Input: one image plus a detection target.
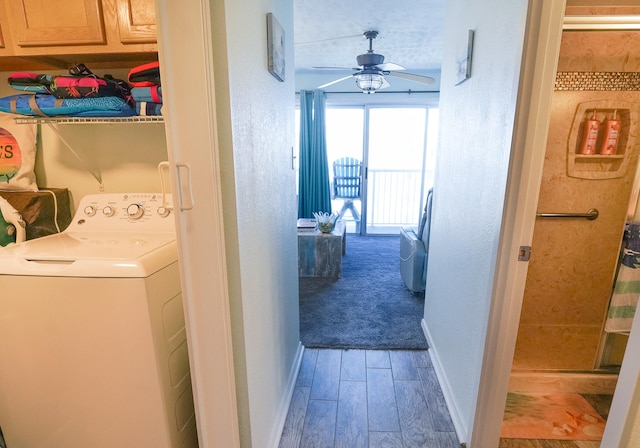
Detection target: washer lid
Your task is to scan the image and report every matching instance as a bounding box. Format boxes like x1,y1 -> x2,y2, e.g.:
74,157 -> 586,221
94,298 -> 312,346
0,232 -> 177,277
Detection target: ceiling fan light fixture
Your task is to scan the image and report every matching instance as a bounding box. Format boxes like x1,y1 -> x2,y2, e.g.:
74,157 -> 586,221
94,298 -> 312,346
355,73 -> 384,93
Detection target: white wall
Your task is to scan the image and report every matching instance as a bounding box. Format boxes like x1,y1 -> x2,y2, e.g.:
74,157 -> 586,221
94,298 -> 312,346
210,0 -> 300,446
423,0 -> 528,443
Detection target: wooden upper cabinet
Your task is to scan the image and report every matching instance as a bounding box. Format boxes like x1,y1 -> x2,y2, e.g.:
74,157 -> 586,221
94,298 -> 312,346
116,0 -> 156,44
0,0 -> 156,68
0,1 -> 15,56
7,0 -> 106,47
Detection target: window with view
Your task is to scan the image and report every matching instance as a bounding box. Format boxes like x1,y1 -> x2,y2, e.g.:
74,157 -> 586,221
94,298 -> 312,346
296,103 -> 438,235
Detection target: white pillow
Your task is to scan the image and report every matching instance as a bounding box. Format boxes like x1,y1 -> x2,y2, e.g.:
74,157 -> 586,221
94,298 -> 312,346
0,113 -> 38,191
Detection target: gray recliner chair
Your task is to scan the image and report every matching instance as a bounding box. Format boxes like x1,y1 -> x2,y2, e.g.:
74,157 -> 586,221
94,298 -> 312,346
399,188 -> 433,293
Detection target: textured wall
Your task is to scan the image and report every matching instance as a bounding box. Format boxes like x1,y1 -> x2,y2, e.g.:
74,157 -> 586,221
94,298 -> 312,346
423,0 -> 528,441
562,4 -> 640,74
214,0 -> 300,446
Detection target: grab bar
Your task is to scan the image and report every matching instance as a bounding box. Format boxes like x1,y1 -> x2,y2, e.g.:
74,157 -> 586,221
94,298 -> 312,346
536,208 -> 599,221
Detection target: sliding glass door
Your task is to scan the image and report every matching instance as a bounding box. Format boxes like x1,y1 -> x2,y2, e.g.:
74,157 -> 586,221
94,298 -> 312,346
324,105 -> 438,235
296,102 -> 438,235
366,107 -> 435,234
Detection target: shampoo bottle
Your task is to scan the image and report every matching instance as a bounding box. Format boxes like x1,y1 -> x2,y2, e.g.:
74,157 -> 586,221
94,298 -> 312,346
599,110 -> 621,155
579,110 -> 600,155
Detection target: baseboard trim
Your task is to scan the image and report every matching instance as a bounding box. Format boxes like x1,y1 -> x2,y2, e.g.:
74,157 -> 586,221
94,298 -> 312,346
268,342 -> 304,448
422,318 -> 468,445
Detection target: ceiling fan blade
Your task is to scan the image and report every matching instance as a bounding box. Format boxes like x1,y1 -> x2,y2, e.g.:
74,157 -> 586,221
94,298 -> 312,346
386,71 -> 435,85
317,75 -> 354,89
375,62 -> 405,71
380,76 -> 391,89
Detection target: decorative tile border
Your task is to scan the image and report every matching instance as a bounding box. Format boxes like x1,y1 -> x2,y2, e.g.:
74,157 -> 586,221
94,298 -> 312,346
555,72 -> 640,91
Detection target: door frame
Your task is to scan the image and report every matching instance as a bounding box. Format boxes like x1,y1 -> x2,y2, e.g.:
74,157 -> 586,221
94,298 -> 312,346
155,1 -> 241,447
473,1 -> 640,446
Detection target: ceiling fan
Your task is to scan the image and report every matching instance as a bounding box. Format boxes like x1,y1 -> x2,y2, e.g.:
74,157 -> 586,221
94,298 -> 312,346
315,31 -> 436,94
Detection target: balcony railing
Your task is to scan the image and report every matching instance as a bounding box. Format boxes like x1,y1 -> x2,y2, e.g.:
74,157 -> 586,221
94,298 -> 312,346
331,168 -> 427,234
367,169 -> 424,227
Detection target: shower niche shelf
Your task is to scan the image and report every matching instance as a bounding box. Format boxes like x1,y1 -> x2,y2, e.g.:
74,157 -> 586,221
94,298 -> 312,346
567,100 -> 637,180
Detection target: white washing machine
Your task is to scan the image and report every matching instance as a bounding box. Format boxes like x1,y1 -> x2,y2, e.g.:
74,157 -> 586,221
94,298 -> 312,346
0,193 -> 198,448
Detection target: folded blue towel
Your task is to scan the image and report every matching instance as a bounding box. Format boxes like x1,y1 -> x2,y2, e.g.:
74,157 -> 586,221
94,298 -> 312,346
0,94 -> 136,117
131,86 -> 162,103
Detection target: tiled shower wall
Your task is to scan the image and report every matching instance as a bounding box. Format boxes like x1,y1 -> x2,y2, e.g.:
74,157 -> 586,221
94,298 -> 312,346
512,6 -> 640,370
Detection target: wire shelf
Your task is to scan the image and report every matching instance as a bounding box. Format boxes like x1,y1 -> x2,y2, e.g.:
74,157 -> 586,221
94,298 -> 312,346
14,116 -> 164,125
11,114 -> 165,186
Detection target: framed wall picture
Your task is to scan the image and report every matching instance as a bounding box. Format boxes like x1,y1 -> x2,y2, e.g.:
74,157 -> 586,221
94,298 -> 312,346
455,29 -> 474,85
267,13 -> 285,82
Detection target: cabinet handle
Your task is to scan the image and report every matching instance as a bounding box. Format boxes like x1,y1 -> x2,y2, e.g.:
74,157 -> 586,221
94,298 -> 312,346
176,163 -> 195,211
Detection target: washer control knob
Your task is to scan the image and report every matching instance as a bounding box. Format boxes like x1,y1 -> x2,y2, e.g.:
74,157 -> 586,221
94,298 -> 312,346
84,205 -> 97,217
102,205 -> 116,217
126,203 -> 145,220
157,206 -> 171,218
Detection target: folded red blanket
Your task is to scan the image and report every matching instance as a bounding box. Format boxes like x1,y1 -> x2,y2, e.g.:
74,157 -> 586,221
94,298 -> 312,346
128,61 -> 161,87
8,64 -> 131,101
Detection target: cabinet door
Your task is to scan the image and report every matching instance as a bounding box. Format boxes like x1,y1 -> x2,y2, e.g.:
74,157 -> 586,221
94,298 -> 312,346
7,0 -> 105,47
0,2 -> 13,55
116,0 -> 156,44
0,24 -> 5,50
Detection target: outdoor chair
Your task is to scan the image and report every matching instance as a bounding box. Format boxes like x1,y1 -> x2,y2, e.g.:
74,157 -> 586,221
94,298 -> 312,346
332,157 -> 362,232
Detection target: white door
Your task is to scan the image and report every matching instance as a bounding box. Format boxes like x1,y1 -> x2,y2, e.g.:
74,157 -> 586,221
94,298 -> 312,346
155,1 -> 240,447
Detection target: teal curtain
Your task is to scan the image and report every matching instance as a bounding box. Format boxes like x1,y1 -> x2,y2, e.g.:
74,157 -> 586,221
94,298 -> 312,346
298,89 -> 331,218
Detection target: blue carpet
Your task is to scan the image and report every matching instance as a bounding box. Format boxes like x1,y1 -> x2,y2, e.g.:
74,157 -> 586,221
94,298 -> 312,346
299,234 -> 428,350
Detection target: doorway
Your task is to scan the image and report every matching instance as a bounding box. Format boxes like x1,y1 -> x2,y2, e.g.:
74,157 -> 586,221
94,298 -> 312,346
297,102 -> 438,350
500,7 -> 640,445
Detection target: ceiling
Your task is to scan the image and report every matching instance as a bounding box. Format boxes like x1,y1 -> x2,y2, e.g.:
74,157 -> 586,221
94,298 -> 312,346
293,0 -> 445,92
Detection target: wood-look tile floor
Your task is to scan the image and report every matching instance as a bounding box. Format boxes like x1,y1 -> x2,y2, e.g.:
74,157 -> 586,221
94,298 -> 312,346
278,348 -> 460,448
